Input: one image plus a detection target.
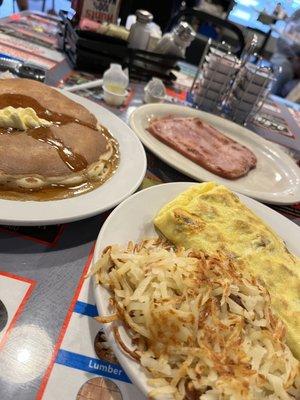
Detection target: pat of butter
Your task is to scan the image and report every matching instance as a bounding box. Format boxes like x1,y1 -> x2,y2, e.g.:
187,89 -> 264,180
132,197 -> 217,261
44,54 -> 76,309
0,106 -> 53,130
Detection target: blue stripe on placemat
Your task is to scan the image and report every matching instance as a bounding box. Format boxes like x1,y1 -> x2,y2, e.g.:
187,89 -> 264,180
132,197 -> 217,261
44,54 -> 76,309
56,349 -> 131,384
73,301 -> 98,317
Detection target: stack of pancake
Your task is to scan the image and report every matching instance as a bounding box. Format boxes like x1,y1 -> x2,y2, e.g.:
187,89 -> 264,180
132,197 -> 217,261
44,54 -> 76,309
0,79 -> 118,197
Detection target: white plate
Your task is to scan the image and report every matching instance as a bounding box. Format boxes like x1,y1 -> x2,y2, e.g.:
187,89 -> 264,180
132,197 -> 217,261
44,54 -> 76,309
93,182 -> 300,397
129,103 -> 300,205
0,91 -> 146,225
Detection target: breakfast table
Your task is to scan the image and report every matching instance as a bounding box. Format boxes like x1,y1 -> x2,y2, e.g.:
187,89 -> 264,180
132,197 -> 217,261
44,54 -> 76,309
0,11 -> 299,400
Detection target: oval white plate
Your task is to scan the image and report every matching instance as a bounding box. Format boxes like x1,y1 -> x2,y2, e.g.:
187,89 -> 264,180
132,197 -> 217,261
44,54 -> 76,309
130,103 -> 300,205
0,91 -> 146,225
93,182 -> 300,397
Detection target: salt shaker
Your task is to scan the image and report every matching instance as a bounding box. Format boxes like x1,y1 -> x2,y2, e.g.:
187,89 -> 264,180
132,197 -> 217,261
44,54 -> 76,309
128,9 -> 153,50
155,21 -> 196,57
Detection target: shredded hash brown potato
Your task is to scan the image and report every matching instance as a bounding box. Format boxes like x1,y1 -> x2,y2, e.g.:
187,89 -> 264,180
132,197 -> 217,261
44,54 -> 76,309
94,239 -> 300,400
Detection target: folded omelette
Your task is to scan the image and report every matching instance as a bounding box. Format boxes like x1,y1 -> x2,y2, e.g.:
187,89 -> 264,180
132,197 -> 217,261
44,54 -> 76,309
154,182 -> 300,360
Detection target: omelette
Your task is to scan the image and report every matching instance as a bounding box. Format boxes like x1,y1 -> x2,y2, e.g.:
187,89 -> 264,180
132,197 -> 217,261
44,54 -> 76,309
154,182 -> 300,360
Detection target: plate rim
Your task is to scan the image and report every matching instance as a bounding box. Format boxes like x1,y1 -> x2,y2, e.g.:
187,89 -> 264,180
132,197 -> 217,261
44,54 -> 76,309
92,181 -> 300,397
0,91 -> 147,226
129,103 -> 300,205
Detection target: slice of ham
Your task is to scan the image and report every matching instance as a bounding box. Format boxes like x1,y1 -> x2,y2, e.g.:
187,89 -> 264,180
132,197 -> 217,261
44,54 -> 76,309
147,116 -> 257,179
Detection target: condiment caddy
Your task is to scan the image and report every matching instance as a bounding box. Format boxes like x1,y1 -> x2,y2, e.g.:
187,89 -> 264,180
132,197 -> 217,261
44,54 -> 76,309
191,40 -> 240,113
58,10 -> 183,82
190,36 -> 276,125
227,62 -> 274,124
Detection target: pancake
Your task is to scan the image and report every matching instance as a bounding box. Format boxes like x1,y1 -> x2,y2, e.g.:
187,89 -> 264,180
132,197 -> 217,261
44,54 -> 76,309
154,182 -> 300,360
0,79 -> 119,199
0,78 -> 96,125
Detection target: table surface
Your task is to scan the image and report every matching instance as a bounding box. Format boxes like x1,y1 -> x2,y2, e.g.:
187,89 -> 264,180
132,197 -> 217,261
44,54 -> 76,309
0,12 -> 299,400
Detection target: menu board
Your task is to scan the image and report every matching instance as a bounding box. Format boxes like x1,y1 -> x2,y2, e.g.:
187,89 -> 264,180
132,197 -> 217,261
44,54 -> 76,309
39,251 -> 145,400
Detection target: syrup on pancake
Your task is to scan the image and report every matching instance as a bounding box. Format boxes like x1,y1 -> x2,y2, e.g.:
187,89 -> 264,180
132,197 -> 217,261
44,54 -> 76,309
0,91 -> 119,201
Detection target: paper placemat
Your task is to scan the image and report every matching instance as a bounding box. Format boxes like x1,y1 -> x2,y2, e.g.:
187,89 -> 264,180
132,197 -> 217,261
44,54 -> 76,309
0,271 -> 36,348
39,249 -> 145,400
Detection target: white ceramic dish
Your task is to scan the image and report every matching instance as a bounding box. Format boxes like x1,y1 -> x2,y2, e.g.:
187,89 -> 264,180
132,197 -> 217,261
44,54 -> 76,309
130,103 -> 300,204
0,90 -> 146,225
93,182 -> 300,398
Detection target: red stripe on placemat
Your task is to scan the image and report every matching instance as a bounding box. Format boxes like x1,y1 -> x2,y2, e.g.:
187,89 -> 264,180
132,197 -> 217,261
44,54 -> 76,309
0,270 -> 35,285
0,225 -> 66,247
0,272 -> 36,350
48,225 -> 66,248
36,244 -> 95,400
